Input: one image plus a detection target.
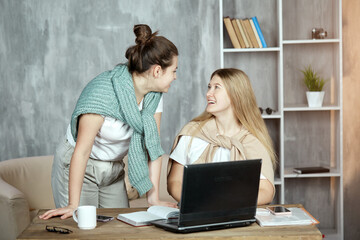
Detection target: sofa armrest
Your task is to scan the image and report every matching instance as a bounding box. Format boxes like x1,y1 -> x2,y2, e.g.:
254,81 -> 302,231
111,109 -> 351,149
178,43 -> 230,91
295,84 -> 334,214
0,178 -> 31,240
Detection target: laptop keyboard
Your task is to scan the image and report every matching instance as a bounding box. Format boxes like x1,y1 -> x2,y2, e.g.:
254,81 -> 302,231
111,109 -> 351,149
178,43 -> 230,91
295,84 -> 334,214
166,218 -> 179,226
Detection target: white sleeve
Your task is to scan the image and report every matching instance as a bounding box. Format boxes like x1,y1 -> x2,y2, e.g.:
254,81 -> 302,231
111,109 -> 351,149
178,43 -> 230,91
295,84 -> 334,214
155,95 -> 163,113
170,136 -> 209,165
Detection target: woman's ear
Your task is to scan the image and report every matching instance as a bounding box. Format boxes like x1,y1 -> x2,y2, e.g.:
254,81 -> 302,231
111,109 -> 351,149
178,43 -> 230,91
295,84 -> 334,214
152,65 -> 162,78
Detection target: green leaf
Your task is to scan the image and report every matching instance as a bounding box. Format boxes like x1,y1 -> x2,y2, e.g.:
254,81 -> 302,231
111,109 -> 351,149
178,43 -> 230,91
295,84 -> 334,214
300,65 -> 328,91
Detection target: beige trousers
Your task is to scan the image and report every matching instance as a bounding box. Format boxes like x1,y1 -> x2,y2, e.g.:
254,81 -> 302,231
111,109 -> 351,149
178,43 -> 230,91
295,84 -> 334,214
51,137 -> 129,208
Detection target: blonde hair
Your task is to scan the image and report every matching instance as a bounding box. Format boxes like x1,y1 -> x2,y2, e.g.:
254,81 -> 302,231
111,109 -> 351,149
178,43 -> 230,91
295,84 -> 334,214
192,68 -> 277,167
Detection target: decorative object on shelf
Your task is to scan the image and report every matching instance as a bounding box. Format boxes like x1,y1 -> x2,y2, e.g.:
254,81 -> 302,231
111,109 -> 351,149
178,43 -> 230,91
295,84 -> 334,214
252,16 -> 267,48
223,17 -> 241,48
232,18 -> 246,48
243,18 -> 259,48
311,28 -> 327,39
301,65 -> 328,107
223,16 -> 267,49
236,19 -> 250,48
293,167 -> 330,174
259,107 -> 277,115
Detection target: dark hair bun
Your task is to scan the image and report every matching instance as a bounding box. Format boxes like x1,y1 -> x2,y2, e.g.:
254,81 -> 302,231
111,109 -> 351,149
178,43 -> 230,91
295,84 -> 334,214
125,24 -> 178,74
134,24 -> 153,45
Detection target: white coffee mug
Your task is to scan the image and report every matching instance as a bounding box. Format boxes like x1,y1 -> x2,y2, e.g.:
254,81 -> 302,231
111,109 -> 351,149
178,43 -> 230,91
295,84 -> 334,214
72,205 -> 97,230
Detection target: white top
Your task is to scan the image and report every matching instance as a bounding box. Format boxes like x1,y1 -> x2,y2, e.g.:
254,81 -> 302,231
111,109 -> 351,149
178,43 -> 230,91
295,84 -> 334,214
170,135 -> 266,180
66,96 -> 163,161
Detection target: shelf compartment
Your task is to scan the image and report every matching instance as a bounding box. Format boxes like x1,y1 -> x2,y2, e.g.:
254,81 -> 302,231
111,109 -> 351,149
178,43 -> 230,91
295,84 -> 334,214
223,47 -> 280,52
271,184 -> 282,205
284,167 -> 341,178
283,43 -> 341,107
224,52 -> 279,108
284,111 -> 341,170
282,0 -> 340,40
222,0 -> 279,48
262,113 -> 281,119
285,177 -> 341,236
321,229 -> 342,240
264,119 -> 280,179
283,39 -> 340,45
274,178 -> 282,185
284,104 -> 341,111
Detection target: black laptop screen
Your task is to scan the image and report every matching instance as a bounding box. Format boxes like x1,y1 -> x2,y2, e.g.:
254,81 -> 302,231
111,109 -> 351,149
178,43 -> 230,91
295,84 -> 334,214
179,159 -> 261,226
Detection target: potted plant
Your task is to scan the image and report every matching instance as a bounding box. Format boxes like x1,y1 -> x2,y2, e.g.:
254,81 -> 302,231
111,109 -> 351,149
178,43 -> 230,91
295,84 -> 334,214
301,65 -> 328,107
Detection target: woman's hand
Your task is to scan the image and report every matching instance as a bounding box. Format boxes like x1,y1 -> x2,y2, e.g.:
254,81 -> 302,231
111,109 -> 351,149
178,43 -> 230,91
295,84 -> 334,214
38,205 -> 77,220
146,193 -> 178,208
154,200 -> 178,208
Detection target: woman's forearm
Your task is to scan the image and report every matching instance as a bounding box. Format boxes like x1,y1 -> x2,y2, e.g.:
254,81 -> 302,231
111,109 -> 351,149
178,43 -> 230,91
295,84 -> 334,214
166,160 -> 184,203
146,156 -> 163,204
68,114 -> 104,207
257,179 -> 274,205
68,153 -> 89,207
167,181 -> 182,202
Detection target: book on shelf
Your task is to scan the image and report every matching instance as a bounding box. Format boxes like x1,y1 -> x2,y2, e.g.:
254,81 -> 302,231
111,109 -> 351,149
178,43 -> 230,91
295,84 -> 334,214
240,19 -> 253,48
117,206 -> 179,227
231,18 -> 245,48
293,166 -> 330,174
243,18 -> 259,48
251,16 -> 267,48
249,18 -> 263,48
255,207 -> 319,227
236,19 -> 250,48
223,17 -> 241,48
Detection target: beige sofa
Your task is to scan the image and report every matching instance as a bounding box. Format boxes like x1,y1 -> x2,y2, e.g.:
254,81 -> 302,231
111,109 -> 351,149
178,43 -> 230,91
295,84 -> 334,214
0,154 -> 174,240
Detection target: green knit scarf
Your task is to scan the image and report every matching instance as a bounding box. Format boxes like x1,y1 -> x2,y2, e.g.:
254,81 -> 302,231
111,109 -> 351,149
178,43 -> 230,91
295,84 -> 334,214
70,63 -> 164,196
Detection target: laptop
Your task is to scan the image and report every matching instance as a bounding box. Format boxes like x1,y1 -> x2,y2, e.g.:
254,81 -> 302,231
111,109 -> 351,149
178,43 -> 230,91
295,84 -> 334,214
152,159 -> 262,233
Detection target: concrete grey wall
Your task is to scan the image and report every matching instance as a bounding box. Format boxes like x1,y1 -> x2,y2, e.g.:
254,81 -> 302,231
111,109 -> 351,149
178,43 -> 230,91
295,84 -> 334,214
0,0 -> 219,160
2,1 -> 359,238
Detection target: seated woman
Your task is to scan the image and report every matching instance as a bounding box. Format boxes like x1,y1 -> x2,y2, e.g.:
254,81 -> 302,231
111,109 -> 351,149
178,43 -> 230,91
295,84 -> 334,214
167,68 -> 276,205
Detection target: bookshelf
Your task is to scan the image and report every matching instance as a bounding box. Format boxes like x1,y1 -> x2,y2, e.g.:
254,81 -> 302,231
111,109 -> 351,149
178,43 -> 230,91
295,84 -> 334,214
219,0 -> 343,239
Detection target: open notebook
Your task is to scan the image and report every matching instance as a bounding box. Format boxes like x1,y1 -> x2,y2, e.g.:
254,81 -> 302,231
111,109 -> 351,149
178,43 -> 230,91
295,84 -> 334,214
117,206 -> 179,226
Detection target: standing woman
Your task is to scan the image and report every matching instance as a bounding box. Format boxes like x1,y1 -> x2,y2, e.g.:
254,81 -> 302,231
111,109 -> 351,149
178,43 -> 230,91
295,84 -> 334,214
167,68 -> 276,205
40,24 -> 178,220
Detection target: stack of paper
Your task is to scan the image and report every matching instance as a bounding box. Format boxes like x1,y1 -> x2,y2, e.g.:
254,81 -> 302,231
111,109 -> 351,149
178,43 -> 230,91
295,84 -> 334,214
255,207 -> 319,227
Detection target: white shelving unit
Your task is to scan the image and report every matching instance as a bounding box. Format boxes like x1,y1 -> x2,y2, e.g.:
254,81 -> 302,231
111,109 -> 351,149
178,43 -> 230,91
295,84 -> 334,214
219,0 -> 343,239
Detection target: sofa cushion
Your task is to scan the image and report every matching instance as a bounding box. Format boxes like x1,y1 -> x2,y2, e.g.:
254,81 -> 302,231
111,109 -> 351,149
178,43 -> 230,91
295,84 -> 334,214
0,155 -> 55,210
0,178 -> 31,240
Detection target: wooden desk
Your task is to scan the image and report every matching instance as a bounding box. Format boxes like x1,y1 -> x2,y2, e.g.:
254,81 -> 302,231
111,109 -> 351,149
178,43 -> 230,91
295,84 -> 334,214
17,207 -> 322,240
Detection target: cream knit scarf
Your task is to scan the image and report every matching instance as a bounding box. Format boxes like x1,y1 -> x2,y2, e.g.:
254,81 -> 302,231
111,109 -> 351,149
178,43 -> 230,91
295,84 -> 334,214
171,118 -> 248,163
170,117 -> 275,188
